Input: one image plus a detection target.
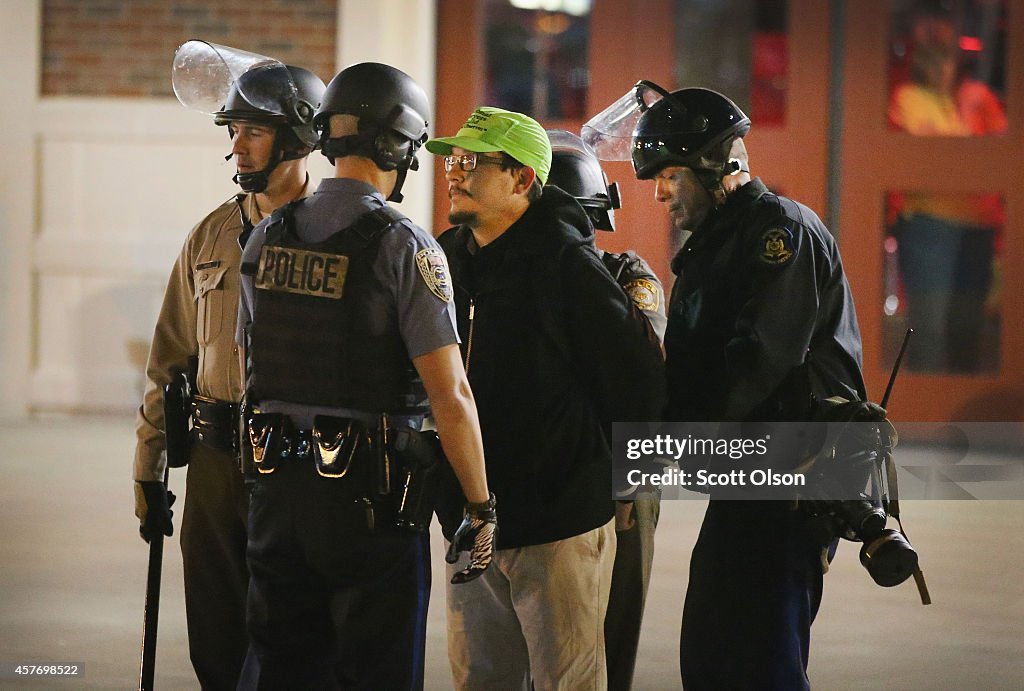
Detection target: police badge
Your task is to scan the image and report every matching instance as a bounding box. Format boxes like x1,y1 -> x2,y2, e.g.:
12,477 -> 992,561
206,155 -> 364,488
415,248 -> 453,303
623,278 -> 661,312
759,227 -> 795,265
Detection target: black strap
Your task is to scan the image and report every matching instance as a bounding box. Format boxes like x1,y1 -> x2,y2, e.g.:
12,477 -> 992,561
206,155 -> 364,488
264,199 -> 302,244
234,194 -> 256,250
347,206 -> 407,244
266,202 -> 405,247
604,252 -> 630,283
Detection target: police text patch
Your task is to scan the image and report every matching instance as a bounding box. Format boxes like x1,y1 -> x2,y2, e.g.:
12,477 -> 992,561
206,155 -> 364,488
254,246 -> 348,299
624,278 -> 661,312
759,227 -> 795,265
415,248 -> 453,303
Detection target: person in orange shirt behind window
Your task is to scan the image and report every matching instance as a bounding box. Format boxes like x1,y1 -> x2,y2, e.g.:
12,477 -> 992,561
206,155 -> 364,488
889,33 -> 1000,372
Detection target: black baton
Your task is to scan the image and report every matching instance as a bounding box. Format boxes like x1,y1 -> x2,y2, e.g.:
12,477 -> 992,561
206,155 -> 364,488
139,470 -> 167,691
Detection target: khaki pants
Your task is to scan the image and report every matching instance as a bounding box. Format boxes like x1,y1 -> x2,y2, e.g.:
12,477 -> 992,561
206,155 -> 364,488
446,519 -> 616,691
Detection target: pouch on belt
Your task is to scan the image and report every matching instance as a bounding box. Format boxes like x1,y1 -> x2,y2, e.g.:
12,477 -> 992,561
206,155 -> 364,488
247,412 -> 285,474
312,415 -> 369,479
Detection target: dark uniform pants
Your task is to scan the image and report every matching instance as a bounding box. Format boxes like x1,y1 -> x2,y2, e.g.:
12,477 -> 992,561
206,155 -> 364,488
680,500 -> 826,691
180,442 -> 250,691
238,458 -> 430,691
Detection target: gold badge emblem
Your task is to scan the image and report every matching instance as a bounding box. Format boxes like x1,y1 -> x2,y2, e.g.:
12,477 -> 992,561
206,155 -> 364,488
415,248 -> 453,303
624,278 -> 661,312
760,228 -> 794,265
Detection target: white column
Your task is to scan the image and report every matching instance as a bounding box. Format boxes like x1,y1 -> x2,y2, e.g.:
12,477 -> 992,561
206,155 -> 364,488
336,0 -> 438,232
0,0 -> 40,420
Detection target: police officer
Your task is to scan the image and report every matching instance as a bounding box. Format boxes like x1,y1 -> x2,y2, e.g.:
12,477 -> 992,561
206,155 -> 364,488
546,130 -> 665,691
133,41 -> 324,690
585,84 -> 866,690
234,62 -> 495,690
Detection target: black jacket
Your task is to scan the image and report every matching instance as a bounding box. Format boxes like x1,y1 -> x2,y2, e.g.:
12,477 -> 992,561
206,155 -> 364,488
437,187 -> 665,549
665,178 -> 865,423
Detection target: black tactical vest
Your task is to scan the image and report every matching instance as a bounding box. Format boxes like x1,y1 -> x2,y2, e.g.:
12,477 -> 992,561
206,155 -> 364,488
245,202 -> 428,414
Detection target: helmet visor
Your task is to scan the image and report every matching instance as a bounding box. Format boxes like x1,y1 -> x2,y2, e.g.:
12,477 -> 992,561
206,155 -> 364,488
581,80 -> 669,161
171,40 -> 279,115
547,128 -> 590,153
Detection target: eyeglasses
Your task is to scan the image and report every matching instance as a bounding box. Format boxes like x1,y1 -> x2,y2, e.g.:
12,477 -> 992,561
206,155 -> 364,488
443,153 -> 505,173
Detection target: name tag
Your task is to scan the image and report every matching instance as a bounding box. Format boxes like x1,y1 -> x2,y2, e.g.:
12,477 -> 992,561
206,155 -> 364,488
254,246 -> 348,299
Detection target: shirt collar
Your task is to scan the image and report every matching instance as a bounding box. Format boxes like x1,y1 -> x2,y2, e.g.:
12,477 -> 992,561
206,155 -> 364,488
670,178 -> 770,275
314,177 -> 387,203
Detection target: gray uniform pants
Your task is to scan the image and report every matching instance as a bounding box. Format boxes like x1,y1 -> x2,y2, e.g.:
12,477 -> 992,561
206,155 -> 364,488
605,498 -> 659,691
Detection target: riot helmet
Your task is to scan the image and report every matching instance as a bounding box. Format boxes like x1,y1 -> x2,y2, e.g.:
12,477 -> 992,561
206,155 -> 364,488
313,62 -> 431,202
583,81 -> 750,193
546,130 -> 621,231
214,65 -> 326,148
172,40 -> 326,193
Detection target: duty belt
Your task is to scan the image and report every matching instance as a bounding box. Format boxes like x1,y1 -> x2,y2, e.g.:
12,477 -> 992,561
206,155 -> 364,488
263,426 -> 315,460
245,411 -> 444,533
191,394 -> 240,452
247,413 -> 369,476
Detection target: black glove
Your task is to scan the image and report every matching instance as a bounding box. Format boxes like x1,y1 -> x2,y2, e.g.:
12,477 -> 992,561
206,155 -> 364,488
445,493 -> 497,584
812,398 -> 898,459
137,481 -> 176,543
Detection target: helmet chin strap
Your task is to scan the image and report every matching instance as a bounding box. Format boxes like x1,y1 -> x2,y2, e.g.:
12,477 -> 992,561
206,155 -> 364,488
233,168 -> 271,194
387,145 -> 421,204
701,158 -> 749,207
228,128 -> 291,194
232,150 -> 285,194
388,165 -> 409,203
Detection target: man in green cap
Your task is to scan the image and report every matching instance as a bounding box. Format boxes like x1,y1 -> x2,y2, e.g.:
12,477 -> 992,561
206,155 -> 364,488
428,107 -> 665,690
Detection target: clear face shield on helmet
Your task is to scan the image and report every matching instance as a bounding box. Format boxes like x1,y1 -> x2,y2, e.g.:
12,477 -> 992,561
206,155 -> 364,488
172,40 -> 308,193
580,80 -> 674,161
584,79 -> 750,199
172,40 -> 280,115
173,39 -> 317,133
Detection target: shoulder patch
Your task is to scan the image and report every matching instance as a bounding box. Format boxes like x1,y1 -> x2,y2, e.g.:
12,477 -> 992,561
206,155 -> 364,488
415,248 -> 453,303
623,278 -> 661,312
759,227 -> 795,266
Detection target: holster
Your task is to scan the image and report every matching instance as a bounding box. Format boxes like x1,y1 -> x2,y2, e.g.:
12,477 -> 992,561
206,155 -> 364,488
390,428 -> 445,532
312,416 -> 447,533
163,369 -> 193,468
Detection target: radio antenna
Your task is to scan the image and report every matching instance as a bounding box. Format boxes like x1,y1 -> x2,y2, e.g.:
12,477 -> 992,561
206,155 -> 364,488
881,329 -> 913,409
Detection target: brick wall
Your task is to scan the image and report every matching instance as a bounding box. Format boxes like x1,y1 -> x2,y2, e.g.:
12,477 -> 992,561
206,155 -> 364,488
42,0 -> 337,97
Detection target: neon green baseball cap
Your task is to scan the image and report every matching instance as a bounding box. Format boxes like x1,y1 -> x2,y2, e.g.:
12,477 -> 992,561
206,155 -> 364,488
426,106 -> 552,185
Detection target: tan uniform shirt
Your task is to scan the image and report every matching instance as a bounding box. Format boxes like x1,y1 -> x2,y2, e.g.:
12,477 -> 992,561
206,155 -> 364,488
133,183 -> 312,482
